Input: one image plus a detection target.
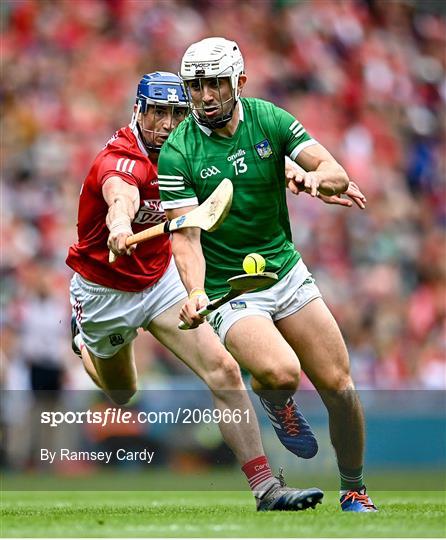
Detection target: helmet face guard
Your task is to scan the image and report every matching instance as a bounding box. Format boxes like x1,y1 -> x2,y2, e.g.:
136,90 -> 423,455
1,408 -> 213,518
183,73 -> 238,130
132,72 -> 188,152
180,38 -> 244,129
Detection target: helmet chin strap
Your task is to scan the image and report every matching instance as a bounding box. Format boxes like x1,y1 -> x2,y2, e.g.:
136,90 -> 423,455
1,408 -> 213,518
136,121 -> 160,153
195,108 -> 233,129
194,92 -> 238,130
132,101 -> 161,153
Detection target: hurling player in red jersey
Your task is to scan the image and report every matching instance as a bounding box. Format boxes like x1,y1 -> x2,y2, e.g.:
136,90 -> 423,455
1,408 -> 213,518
66,72 -> 324,511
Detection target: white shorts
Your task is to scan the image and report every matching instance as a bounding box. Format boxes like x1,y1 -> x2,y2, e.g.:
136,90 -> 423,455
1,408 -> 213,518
207,259 -> 322,344
70,258 -> 187,358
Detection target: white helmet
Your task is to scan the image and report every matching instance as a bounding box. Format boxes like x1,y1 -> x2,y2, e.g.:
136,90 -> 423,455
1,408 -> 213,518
180,37 -> 245,128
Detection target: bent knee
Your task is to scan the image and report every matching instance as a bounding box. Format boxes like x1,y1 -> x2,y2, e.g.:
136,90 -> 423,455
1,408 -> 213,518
255,363 -> 300,391
203,354 -> 243,390
320,374 -> 359,408
324,373 -> 355,393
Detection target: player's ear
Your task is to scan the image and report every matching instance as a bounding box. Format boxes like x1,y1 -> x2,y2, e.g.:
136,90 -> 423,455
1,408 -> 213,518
238,74 -> 247,90
237,74 -> 247,98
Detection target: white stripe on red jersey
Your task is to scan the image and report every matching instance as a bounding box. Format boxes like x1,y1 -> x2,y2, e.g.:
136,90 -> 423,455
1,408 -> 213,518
66,126 -> 171,292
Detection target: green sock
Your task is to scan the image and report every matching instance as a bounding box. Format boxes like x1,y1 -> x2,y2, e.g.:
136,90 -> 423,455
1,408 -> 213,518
339,465 -> 364,491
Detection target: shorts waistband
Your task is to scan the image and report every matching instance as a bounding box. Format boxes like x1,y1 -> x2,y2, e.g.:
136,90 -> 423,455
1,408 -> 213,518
73,273 -> 127,296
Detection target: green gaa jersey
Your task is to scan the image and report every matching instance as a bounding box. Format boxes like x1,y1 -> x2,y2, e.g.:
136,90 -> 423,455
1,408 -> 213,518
158,97 -> 317,300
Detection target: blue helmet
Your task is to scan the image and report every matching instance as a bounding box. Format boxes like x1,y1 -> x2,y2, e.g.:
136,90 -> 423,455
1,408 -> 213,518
132,72 -> 188,152
135,71 -> 188,113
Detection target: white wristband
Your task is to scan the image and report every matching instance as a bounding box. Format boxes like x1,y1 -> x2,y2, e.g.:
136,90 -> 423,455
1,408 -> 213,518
108,215 -> 132,236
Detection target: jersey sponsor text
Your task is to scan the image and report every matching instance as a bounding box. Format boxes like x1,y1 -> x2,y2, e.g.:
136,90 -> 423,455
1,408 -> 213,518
133,199 -> 165,225
227,149 -> 246,162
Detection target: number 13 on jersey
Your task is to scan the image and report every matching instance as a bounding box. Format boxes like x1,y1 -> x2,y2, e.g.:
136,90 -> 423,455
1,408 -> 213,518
232,157 -> 248,175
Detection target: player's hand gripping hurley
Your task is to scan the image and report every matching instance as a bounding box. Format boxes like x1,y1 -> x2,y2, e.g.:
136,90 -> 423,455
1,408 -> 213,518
179,272 -> 278,330
109,178 -> 234,263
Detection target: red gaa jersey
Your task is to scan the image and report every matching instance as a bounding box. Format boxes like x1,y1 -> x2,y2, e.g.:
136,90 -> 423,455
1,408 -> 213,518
66,125 -> 171,291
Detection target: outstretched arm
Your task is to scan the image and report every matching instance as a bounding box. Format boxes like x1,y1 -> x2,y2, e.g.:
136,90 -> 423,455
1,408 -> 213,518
103,176 -> 140,257
285,156 -> 366,209
289,143 -> 349,197
165,206 -> 209,329
317,181 -> 366,209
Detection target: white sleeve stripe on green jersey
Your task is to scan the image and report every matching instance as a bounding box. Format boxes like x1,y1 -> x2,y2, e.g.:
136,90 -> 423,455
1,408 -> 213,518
159,185 -> 185,191
159,180 -> 184,186
289,119 -> 302,132
158,174 -> 185,191
161,197 -> 198,210
289,122 -> 305,138
292,126 -> 305,138
289,139 -> 318,161
158,174 -> 184,180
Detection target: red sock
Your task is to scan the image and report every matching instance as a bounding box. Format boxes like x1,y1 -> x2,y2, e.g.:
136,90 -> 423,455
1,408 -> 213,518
242,456 -> 275,493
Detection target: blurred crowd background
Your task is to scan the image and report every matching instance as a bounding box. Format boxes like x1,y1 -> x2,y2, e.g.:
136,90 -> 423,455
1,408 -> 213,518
1,0 -> 445,406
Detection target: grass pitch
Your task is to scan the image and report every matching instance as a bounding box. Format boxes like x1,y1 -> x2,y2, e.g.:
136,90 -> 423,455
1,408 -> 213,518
1,489 -> 445,538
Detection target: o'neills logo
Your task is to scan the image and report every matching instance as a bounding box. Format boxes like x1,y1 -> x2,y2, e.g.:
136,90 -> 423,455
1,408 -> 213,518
227,149 -> 246,162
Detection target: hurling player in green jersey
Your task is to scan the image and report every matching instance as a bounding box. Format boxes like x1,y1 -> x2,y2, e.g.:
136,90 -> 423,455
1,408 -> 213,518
158,38 -> 376,512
